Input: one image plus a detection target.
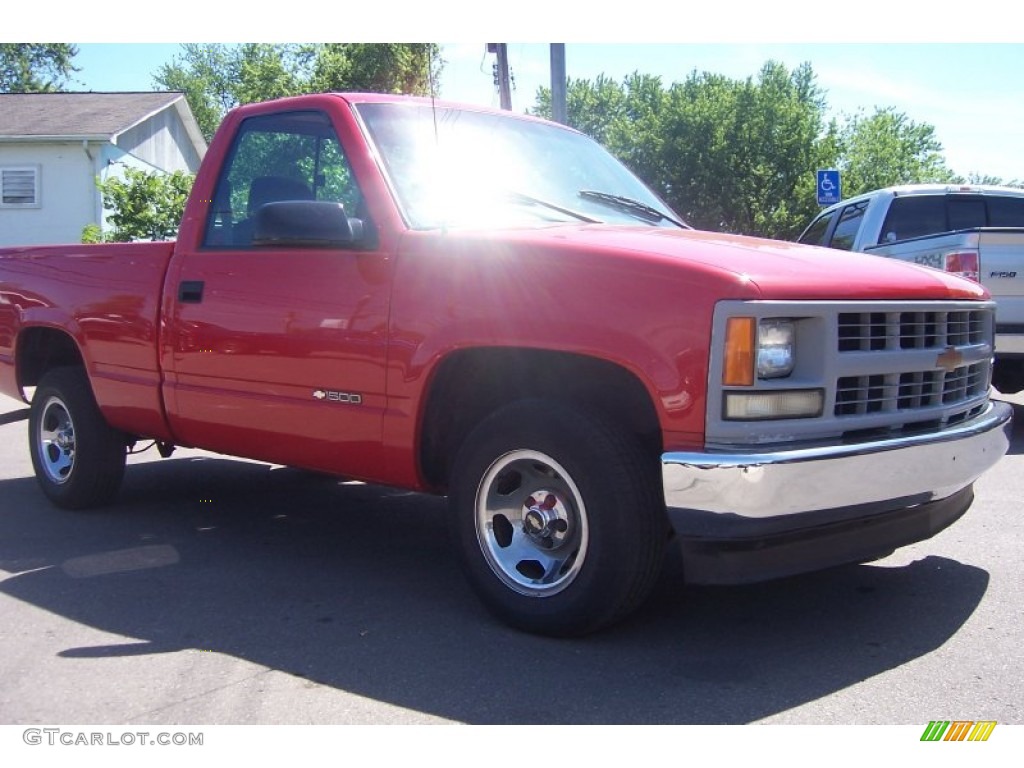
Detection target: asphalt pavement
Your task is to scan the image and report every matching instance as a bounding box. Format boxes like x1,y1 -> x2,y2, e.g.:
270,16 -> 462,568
1,390 -> 1022,725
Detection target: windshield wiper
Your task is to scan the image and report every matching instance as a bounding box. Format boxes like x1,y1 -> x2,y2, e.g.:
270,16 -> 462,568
501,190 -> 602,224
578,190 -> 689,229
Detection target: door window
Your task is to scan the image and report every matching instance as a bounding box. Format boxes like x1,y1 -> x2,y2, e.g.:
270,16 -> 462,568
798,210 -> 835,246
829,201 -> 868,251
204,111 -> 363,247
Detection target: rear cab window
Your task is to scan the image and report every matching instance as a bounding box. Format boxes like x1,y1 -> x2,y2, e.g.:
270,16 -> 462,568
947,195 -> 986,230
878,196 -> 946,243
987,195 -> 1024,226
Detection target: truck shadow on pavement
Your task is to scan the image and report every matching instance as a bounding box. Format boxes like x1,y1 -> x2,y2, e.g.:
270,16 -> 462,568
0,450 -> 995,725
0,407 -> 29,426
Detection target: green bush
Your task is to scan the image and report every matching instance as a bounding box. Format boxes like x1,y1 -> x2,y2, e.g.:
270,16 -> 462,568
94,167 -> 195,242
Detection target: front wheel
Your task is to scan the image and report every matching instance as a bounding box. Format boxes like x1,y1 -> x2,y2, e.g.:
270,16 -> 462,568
449,400 -> 667,636
992,359 -> 1024,395
29,367 -> 127,509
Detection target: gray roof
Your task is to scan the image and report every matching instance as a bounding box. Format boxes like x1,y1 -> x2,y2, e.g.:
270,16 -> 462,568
0,91 -> 187,138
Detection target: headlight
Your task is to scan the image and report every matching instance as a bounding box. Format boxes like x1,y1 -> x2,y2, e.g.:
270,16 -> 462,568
757,319 -> 795,378
723,317 -> 796,385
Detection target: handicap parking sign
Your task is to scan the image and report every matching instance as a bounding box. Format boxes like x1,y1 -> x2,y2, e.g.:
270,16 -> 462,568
817,170 -> 841,206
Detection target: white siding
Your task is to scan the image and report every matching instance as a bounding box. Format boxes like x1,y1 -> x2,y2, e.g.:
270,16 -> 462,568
116,108 -> 202,173
0,143 -> 98,247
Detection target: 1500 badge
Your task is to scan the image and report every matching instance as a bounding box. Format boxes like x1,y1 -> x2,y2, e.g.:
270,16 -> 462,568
312,389 -> 362,404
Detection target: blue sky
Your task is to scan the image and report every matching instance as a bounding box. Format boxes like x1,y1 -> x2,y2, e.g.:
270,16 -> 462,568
11,3 -> 1024,182
444,43 -> 1024,182
68,41 -> 1024,182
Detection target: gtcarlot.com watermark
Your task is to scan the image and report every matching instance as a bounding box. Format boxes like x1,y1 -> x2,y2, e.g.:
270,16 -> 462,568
23,728 -> 203,747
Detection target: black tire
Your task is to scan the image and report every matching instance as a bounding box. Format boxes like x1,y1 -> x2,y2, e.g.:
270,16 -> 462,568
449,399 -> 667,636
29,367 -> 127,510
992,359 -> 1024,395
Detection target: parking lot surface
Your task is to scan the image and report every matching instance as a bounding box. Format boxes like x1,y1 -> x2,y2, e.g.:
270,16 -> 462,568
1,391 -> 1022,725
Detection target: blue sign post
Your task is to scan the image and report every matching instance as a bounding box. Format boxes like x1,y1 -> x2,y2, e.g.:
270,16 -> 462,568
817,169 -> 841,206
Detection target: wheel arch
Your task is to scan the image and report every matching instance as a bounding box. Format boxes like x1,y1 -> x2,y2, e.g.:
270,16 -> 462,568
16,326 -> 87,392
418,346 -> 663,491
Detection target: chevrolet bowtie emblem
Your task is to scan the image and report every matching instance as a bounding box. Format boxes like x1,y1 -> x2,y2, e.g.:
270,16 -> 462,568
935,346 -> 963,373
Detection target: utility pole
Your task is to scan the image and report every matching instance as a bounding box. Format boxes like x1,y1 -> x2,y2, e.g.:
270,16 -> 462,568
550,44 -> 567,125
487,43 -> 513,111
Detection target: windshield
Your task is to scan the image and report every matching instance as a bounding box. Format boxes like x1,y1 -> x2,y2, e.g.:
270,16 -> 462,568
354,102 -> 683,230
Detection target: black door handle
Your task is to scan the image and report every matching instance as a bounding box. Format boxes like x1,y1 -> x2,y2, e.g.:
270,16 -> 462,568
178,280 -> 205,303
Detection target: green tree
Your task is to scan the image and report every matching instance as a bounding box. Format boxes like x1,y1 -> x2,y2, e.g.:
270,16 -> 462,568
232,44 -> 316,106
154,43 -> 442,142
956,172 -> 1023,188
87,168 -> 195,242
531,60 -> 999,238
534,61 -> 830,238
534,73 -> 629,145
153,44 -> 241,143
0,44 -> 78,92
657,62 -> 830,236
310,43 -> 440,95
962,173 -> 1008,186
836,107 -> 956,196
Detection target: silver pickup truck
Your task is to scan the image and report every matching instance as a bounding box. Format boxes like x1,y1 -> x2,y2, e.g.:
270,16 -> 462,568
798,184 -> 1024,392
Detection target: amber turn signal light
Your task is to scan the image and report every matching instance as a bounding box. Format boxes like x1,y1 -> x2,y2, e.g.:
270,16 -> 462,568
723,317 -> 755,386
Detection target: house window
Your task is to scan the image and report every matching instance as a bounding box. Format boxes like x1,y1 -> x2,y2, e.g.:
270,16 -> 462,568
1,166 -> 41,207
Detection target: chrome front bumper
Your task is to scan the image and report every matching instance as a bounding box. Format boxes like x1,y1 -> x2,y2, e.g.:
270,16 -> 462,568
661,400 -> 1012,585
663,400 -> 1012,519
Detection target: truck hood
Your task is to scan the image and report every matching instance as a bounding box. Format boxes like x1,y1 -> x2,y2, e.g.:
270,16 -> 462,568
471,224 -> 989,301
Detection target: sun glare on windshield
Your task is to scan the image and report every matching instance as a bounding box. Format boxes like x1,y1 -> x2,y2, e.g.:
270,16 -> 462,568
356,102 -> 678,230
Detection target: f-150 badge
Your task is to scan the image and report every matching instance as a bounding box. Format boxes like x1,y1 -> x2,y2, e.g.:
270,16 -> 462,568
312,389 -> 362,404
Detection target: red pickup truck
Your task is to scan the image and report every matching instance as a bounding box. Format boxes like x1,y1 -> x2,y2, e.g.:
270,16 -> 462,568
0,93 -> 1012,635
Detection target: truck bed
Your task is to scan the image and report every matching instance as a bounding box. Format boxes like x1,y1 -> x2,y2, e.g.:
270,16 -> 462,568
0,242 -> 176,438
865,227 -> 1024,354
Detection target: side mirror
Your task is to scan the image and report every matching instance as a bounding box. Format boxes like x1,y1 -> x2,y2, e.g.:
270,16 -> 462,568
252,201 -> 366,248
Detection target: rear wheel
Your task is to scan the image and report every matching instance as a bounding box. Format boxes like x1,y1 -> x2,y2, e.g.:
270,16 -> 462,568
29,367 -> 127,509
450,400 -> 667,636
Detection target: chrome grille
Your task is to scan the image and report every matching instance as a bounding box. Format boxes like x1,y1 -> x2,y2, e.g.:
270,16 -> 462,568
838,310 -> 987,352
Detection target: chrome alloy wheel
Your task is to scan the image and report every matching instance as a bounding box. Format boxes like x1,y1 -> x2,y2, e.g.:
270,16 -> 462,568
37,395 -> 77,485
474,450 -> 589,597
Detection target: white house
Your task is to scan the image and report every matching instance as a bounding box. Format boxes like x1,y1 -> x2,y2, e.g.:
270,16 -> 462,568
0,92 -> 207,246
